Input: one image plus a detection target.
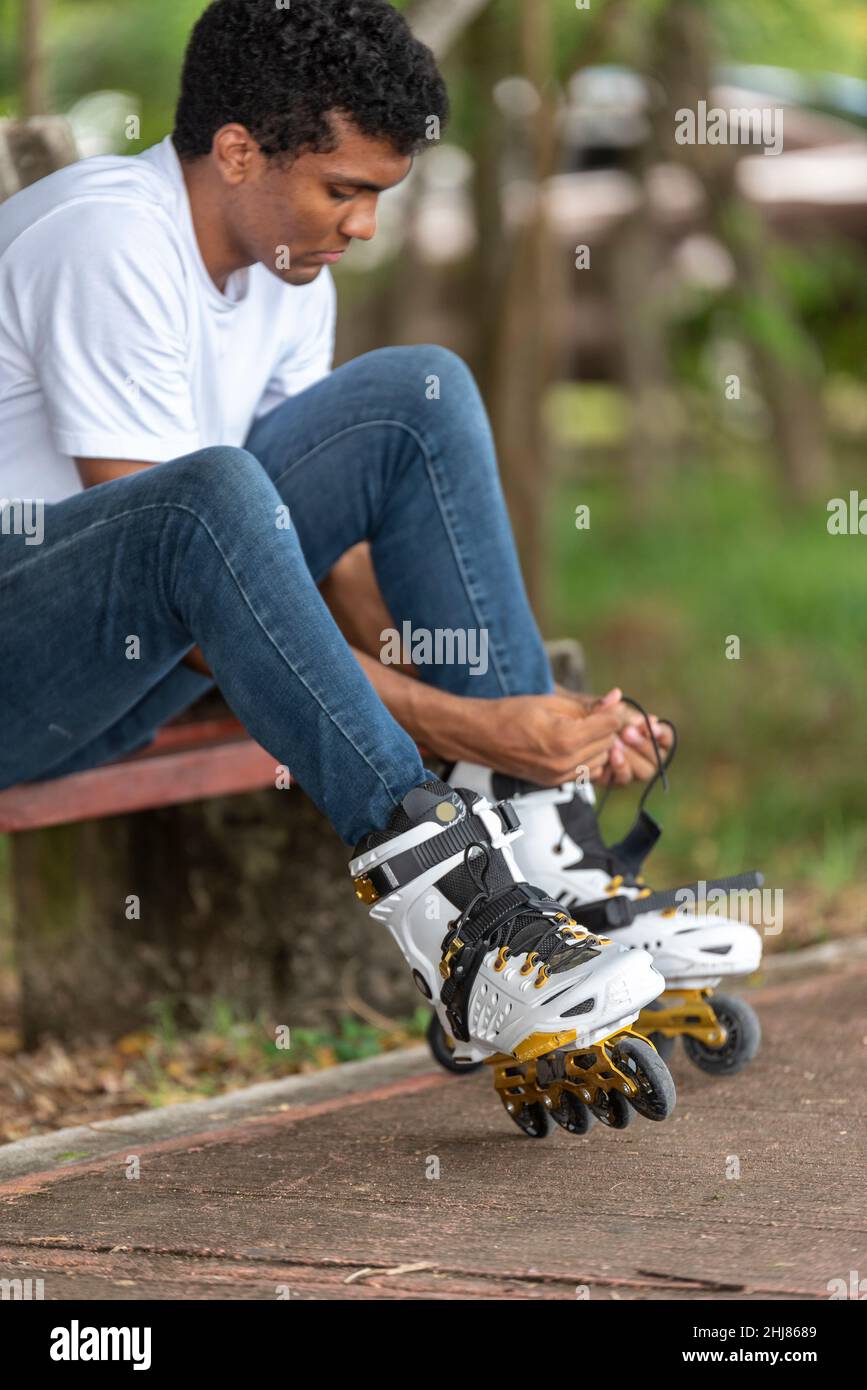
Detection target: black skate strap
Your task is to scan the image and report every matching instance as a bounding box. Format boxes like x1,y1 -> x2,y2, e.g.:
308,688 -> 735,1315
353,800 -> 520,904
573,871 -> 765,932
607,809 -> 663,877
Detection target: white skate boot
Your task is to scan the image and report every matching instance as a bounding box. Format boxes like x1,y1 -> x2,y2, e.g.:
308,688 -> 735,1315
350,779 -> 676,1137
448,751 -> 763,1078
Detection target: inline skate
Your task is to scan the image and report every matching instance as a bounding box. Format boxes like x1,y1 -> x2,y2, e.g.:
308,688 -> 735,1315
350,778 -> 676,1137
445,711 -> 763,1078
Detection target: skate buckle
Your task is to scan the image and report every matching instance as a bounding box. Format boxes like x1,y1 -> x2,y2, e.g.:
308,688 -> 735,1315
353,874 -> 380,905
440,936 -> 465,980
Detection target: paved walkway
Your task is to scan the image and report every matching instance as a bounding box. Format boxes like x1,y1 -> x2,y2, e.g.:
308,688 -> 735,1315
0,947 -> 864,1300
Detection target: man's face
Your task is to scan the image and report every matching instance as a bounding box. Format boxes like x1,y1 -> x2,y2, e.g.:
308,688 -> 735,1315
224,113 -> 413,286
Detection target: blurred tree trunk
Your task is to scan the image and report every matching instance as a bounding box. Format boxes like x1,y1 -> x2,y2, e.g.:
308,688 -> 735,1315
588,4 -> 677,503
464,4 -> 508,395
19,0 -> 48,118
481,1 -> 561,613
607,160 -> 678,500
655,0 -> 831,501
410,0 -> 567,603
374,0 -> 498,354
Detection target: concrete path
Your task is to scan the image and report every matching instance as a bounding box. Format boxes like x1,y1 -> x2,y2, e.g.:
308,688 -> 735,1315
0,948 -> 864,1301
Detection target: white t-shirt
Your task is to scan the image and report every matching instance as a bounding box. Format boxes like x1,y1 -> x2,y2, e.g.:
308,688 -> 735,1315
0,135 -> 336,502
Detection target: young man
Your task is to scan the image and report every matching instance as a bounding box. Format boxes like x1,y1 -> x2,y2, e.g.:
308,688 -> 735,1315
1,0 -> 713,1134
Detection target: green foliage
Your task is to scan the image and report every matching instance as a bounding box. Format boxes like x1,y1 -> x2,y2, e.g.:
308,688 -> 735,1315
709,0 -> 867,80
546,384 -> 627,448
546,392 -> 867,900
777,243 -> 867,379
737,296 -> 816,375
667,227 -> 867,393
127,994 -> 430,1110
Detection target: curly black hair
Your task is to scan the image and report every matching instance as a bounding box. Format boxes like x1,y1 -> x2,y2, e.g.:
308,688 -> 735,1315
173,0 -> 449,162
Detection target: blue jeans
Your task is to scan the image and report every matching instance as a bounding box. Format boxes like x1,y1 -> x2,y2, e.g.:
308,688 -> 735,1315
0,347 -> 553,843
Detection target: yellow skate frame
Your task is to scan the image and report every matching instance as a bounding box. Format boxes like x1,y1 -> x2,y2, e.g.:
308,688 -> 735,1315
637,988 -> 727,1049
487,1026 -> 656,1117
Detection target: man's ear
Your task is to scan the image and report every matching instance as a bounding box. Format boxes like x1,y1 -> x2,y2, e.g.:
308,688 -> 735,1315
212,125 -> 261,184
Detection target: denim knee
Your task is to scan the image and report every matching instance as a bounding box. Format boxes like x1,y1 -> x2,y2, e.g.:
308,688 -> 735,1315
150,445 -> 276,520
375,344 -> 478,407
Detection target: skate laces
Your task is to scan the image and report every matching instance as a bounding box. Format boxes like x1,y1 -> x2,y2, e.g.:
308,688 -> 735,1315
441,842 -> 599,982
552,697 -> 678,888
450,841 -> 495,937
597,698 -> 677,887
597,696 -> 677,814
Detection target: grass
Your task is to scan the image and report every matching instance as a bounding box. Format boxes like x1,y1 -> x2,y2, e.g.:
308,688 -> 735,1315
544,408 -> 867,906
129,995 -> 431,1107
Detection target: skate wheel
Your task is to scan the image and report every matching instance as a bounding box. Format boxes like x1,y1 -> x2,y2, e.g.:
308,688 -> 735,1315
682,993 -> 761,1076
498,1065 -> 552,1138
588,1087 -> 632,1130
426,1014 -> 484,1075
550,1091 -> 597,1135
610,1035 -> 677,1121
510,1101 -> 552,1139
641,1000 -> 677,1063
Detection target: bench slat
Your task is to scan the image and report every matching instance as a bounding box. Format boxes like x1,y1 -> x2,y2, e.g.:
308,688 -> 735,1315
0,739 -> 280,832
141,717 -> 248,755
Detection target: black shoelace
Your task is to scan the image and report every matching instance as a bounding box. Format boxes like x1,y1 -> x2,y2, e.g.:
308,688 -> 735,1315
553,696 -> 678,866
444,843 -> 599,973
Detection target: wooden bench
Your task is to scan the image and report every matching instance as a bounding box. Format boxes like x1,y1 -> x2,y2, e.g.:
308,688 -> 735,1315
0,715 -> 280,834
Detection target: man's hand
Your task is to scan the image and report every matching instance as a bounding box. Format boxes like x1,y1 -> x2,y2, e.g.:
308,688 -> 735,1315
555,685 -> 674,786
448,693 -> 624,786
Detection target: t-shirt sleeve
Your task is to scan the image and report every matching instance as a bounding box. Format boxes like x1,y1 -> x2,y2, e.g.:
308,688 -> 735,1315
12,202 -> 200,462
254,268 -> 337,419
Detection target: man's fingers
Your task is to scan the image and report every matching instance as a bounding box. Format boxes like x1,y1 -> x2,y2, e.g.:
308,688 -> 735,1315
649,717 -> 673,746
571,735 -> 619,766
622,723 -> 661,750
625,752 -> 657,780
552,756 -> 614,784
622,726 -> 672,764
563,755 -> 610,784
566,708 -> 622,740
596,687 -> 622,709
603,745 -> 630,789
609,743 -> 634,785
621,730 -> 655,759
551,715 -> 619,762
622,717 -> 673,751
